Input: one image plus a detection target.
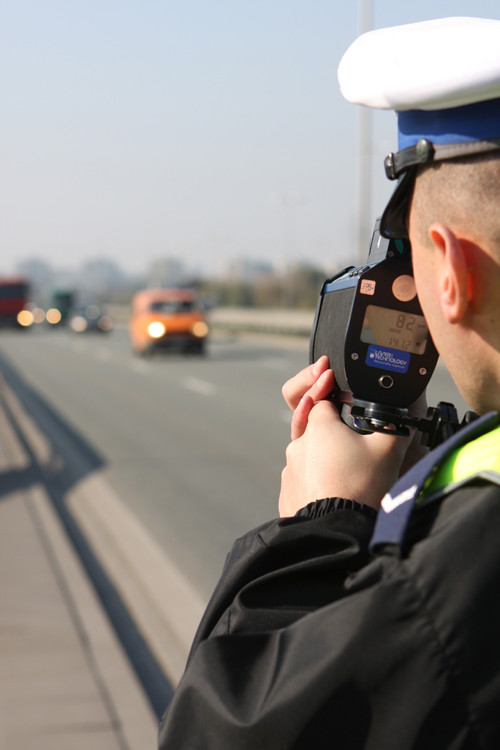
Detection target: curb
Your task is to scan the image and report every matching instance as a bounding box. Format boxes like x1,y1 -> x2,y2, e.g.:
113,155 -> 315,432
0,366 -> 207,739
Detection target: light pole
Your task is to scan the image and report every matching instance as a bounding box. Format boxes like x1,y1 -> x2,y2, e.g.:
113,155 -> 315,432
356,0 -> 373,263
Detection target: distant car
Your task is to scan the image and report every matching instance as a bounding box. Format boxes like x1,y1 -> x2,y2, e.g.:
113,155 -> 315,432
0,276 -> 31,327
46,289 -> 76,326
69,303 -> 113,333
130,288 -> 208,355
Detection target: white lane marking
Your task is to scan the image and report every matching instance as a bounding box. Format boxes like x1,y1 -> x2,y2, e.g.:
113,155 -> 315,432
182,376 -> 216,396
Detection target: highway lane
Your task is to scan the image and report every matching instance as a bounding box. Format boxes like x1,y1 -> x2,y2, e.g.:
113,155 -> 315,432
0,327 -> 307,598
0,325 -> 469,600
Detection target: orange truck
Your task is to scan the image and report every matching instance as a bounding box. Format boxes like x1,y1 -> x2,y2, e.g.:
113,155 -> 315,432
130,288 -> 209,356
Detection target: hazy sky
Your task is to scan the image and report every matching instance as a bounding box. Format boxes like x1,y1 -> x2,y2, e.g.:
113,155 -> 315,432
3,1 -> 500,277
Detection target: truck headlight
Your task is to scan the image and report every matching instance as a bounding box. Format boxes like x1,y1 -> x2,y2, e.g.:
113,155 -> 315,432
148,321 -> 166,338
191,321 -> 209,338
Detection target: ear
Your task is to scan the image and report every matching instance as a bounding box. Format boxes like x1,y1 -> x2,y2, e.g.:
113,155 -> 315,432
428,223 -> 471,324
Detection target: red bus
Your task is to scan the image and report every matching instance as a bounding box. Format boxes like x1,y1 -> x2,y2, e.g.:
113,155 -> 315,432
0,277 -> 30,327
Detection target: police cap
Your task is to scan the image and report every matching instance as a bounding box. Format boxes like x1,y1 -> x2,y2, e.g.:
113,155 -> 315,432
338,17 -> 500,237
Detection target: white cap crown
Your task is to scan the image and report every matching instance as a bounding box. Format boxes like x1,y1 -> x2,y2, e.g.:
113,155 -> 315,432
338,17 -> 500,111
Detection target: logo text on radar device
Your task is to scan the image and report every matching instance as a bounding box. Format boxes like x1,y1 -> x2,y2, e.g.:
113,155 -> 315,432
366,345 -> 410,374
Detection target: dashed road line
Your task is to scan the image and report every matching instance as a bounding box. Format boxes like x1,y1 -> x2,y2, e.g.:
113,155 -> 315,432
182,376 -> 216,397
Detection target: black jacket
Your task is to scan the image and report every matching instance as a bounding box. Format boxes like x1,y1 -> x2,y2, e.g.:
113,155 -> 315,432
159,425 -> 500,748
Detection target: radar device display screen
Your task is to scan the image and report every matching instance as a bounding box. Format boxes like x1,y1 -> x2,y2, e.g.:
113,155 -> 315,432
360,305 -> 429,355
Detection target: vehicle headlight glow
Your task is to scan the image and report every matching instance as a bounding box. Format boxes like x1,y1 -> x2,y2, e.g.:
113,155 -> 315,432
17,310 -> 34,327
46,308 -> 62,325
85,304 -> 100,319
148,321 -> 166,338
32,307 -> 45,323
71,316 -> 88,332
98,316 -> 113,332
191,321 -> 209,338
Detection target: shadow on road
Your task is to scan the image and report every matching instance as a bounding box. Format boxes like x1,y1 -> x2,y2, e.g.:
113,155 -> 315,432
0,349 -> 174,718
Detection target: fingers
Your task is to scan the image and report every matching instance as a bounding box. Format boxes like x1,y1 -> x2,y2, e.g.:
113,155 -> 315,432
304,397 -> 342,430
282,355 -> 330,410
291,394 -> 314,441
309,367 -> 335,403
290,369 -> 336,439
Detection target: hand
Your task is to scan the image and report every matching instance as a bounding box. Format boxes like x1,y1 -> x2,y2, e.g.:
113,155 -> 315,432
279,359 -> 422,517
282,355 -> 334,440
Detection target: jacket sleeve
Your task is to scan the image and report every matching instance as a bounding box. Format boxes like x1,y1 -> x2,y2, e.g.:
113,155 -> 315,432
158,498 -> 376,748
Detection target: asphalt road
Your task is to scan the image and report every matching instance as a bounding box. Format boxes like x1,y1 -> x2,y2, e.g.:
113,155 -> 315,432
0,325 -> 469,601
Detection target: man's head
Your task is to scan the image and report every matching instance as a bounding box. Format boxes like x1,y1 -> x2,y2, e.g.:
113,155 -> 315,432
338,17 -> 500,413
408,154 -> 500,413
409,154 -> 500,251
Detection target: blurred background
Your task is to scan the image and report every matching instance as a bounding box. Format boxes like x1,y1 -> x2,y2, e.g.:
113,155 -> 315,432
3,0 -> 500,296
1,2 -> 497,746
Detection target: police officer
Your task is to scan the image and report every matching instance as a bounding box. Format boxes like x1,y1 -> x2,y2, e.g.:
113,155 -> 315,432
159,18 -> 500,748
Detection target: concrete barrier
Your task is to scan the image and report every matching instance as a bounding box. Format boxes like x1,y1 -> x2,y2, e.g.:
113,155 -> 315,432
108,304 -> 316,338
208,307 -> 315,337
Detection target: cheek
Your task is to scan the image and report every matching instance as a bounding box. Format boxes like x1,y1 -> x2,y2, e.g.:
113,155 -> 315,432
412,260 -> 433,320
412,257 -> 443,349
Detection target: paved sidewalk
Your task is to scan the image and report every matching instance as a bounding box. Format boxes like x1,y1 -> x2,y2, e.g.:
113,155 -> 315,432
0,401 -> 158,749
